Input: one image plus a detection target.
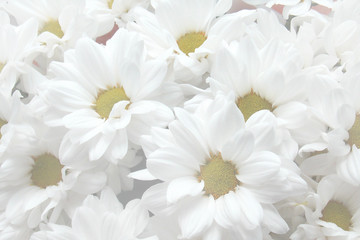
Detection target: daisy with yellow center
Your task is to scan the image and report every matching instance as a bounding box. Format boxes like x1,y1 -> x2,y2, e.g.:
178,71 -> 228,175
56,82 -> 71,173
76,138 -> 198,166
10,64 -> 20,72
43,29 -> 173,166
128,0 -> 234,85
0,126 -> 109,235
302,72 -> 360,186
201,37 -> 324,150
291,175 -> 360,239
141,97 -> 306,239
4,0 -> 101,58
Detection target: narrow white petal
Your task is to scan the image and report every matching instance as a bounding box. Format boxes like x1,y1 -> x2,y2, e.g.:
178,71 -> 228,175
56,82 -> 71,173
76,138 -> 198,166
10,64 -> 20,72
167,177 -> 204,203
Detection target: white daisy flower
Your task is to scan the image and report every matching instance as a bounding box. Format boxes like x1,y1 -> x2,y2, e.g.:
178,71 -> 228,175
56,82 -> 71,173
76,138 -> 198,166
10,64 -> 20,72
3,0 -> 98,56
300,65 -> 360,185
137,96 -> 306,239
0,11 -> 40,93
0,121 -> 107,234
318,0 -> 360,70
41,28 -> 173,165
128,0 -> 255,85
0,90 -> 36,159
196,37 -> 327,146
291,175 -> 360,240
85,0 -> 149,36
30,188 -> 157,240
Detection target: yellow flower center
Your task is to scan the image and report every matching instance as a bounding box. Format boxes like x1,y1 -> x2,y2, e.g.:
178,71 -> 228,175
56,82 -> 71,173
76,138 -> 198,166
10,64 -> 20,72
107,0 -> 114,8
0,119 -> 7,138
0,63 -> 5,73
40,20 -> 64,38
94,87 -> 129,119
348,114 -> 360,148
198,153 -> 239,199
321,200 -> 352,231
177,32 -> 207,55
236,91 -> 273,121
31,154 -> 63,189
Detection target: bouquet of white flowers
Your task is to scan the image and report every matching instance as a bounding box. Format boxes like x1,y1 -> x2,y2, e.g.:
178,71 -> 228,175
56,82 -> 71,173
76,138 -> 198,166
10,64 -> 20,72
0,0 -> 359,239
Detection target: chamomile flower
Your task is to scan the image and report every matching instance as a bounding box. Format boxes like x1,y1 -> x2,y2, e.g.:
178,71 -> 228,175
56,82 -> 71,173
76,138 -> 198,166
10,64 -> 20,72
316,0 -> 360,70
0,12 -> 40,92
128,0 -> 253,85
137,96 -> 306,239
30,188 -> 156,240
3,0 -> 97,57
85,0 -> 149,35
0,120 -> 107,235
41,28 -> 173,165
0,90 -> 35,159
291,175 -> 360,240
196,37 -> 327,146
300,62 -> 360,185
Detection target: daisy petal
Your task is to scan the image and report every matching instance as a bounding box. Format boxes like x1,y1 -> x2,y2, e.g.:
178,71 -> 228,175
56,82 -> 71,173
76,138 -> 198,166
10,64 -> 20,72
178,196 -> 215,239
221,129 -> 254,166
236,151 -> 281,185
167,177 -> 204,203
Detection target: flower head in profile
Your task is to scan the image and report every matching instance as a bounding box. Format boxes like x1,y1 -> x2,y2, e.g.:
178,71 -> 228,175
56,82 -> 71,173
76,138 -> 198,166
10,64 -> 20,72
30,188 -> 155,240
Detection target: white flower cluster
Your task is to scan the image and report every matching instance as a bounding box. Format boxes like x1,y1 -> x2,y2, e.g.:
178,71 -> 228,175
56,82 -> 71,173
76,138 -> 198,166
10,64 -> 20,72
0,0 -> 359,239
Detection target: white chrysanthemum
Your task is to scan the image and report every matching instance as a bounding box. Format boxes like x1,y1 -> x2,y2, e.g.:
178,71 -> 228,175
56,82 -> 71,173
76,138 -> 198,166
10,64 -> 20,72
136,96 -> 306,239
319,0 -> 360,70
85,0 -> 149,35
0,90 -> 36,159
291,175 -> 360,240
300,66 -> 360,185
194,37 -> 327,146
128,0 -> 256,85
40,29 -> 174,165
0,122 -> 107,235
241,0 -> 333,18
0,11 -> 40,93
30,188 -> 156,240
3,0 -> 97,56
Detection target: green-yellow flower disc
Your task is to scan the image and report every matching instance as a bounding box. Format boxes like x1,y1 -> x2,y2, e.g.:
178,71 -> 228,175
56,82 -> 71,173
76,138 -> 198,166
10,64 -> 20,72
321,200 -> 352,231
236,91 -> 273,121
348,114 -> 360,148
0,63 -> 5,73
199,154 -> 239,199
40,20 -> 64,38
108,0 -> 114,8
177,32 -> 207,55
94,87 -> 129,119
0,119 -> 7,138
31,154 -> 63,189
